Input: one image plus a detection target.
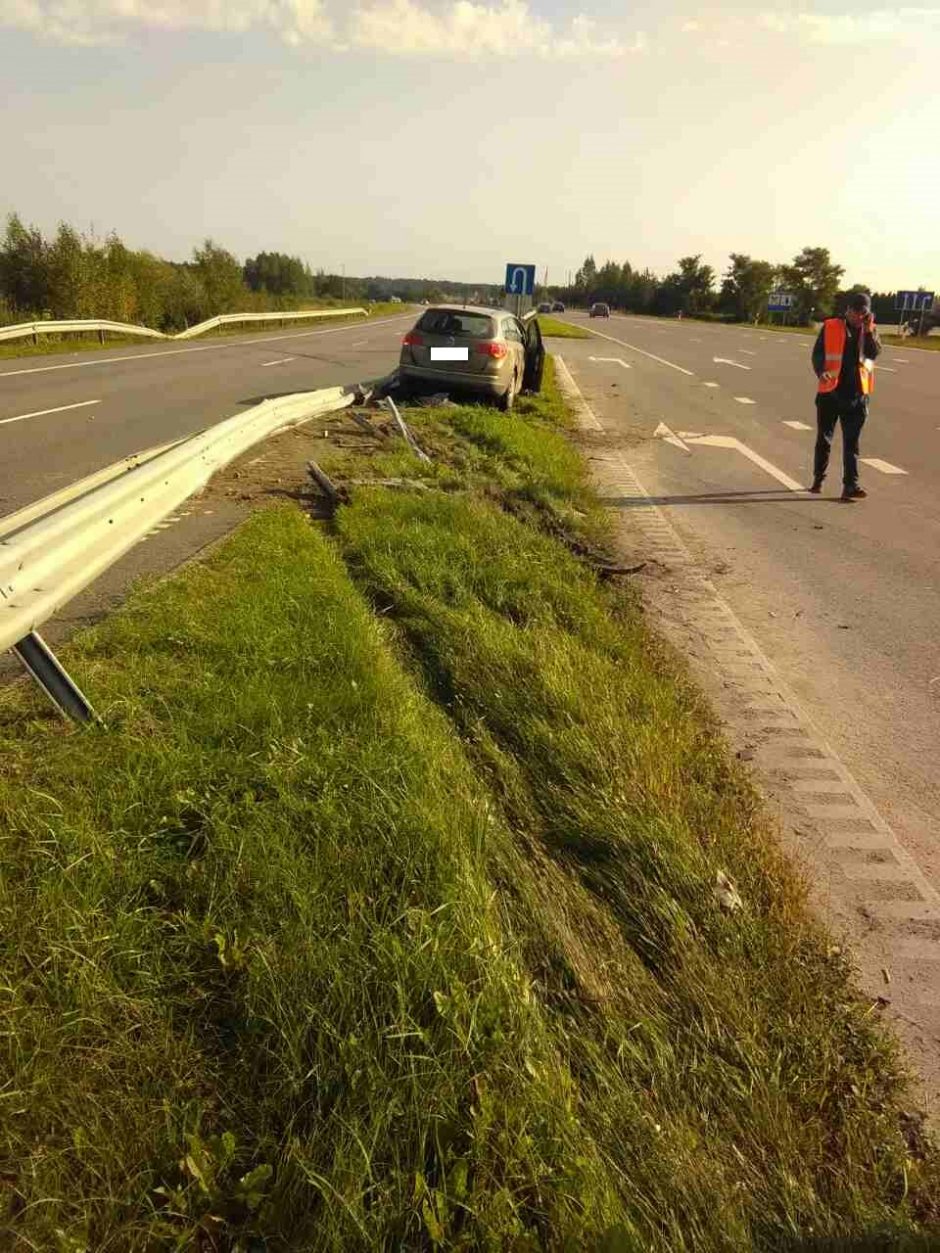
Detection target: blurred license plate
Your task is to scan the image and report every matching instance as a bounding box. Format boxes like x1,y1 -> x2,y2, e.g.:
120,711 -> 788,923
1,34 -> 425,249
430,346 -> 469,361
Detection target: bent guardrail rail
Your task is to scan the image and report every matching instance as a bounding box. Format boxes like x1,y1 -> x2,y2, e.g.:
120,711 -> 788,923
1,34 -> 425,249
176,307 -> 368,339
0,318 -> 168,343
0,307 -> 370,345
0,383 -> 357,719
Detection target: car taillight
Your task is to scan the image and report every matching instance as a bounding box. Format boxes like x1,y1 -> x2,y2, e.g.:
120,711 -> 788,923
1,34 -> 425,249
403,331 -> 423,346
477,341 -> 508,359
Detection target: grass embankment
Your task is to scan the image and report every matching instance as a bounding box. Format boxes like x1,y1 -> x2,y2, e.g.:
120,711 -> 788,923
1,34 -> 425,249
1,363 -> 937,1249
0,304 -> 408,361
534,315 -> 591,338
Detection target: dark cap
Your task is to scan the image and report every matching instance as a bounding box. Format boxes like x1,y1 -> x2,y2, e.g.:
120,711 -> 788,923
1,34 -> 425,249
847,291 -> 872,313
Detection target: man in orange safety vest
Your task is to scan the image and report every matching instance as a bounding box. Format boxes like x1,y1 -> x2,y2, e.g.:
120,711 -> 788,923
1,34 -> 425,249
809,291 -> 881,500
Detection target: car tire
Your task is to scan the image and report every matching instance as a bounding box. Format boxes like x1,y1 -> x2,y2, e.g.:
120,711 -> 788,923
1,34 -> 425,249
498,370 -> 519,413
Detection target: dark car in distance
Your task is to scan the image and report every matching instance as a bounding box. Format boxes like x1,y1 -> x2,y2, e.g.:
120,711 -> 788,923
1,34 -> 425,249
589,302 -> 610,318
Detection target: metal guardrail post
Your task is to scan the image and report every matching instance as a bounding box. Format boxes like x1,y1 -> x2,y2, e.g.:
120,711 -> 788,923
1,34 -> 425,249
12,631 -> 99,724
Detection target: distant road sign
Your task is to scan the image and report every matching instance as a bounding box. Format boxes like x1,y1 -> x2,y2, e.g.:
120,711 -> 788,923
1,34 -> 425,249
768,291 -> 794,312
505,264 -> 536,296
895,290 -> 935,312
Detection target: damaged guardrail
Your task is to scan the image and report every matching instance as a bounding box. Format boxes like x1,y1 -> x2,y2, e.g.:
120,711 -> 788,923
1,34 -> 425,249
0,307 -> 370,345
0,383 -> 359,721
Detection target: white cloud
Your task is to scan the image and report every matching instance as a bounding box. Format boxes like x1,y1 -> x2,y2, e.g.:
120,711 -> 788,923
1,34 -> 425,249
0,0 -> 640,57
757,7 -> 940,45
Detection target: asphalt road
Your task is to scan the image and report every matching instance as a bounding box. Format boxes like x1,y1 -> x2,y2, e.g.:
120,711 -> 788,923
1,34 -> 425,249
556,312 -> 940,899
0,313 -> 415,517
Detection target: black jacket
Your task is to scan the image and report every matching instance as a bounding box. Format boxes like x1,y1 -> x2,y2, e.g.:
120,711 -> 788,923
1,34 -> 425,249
812,318 -> 882,401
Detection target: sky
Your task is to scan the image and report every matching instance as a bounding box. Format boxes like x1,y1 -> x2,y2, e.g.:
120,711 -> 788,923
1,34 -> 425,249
1,0 -> 938,292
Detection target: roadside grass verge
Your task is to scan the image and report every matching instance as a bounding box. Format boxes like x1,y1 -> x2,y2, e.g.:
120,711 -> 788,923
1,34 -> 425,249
535,315 -> 591,338
0,359 -> 937,1247
0,508 -> 625,1250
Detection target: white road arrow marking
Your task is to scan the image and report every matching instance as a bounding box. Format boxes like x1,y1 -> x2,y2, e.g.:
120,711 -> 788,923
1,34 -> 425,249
588,356 -> 632,368
678,431 -> 703,438
586,326 -> 694,375
654,421 -> 690,451
686,434 -> 805,491
713,357 -> 751,370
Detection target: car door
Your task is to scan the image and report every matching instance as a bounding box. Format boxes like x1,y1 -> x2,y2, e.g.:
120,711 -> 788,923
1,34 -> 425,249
502,316 -> 527,383
522,317 -> 544,393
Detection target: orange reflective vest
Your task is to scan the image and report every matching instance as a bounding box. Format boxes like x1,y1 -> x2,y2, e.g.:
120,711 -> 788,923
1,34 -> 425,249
817,318 -> 875,396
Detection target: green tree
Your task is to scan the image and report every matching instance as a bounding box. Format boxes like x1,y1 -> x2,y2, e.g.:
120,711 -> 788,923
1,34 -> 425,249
778,245 -> 844,324
0,213 -> 48,316
719,254 -> 778,323
655,255 -> 715,316
192,239 -> 246,316
45,223 -> 93,318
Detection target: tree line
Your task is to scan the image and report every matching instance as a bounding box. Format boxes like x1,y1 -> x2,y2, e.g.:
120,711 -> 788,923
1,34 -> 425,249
0,214 -> 503,331
551,248 -> 936,330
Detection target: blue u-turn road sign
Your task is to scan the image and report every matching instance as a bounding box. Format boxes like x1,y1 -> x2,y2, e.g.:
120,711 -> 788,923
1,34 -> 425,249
505,263 -> 536,296
895,290 -> 935,312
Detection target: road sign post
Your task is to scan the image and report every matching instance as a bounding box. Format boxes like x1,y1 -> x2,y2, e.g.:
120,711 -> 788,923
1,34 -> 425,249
767,291 -> 794,326
505,263 -> 536,320
895,290 -> 935,338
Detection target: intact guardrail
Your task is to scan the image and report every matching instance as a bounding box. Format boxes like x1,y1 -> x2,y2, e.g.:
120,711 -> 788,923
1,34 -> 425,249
0,382 -> 359,720
0,307 -> 370,345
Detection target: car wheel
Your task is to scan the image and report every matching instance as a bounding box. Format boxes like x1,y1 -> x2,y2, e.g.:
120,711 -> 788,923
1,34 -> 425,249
498,370 -> 519,412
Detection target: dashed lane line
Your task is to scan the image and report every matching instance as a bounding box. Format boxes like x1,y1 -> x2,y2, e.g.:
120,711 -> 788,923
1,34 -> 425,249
861,458 -> 908,475
0,398 -> 100,426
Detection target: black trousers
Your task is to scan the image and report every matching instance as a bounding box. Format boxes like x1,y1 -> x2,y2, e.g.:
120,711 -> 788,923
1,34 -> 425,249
814,394 -> 868,488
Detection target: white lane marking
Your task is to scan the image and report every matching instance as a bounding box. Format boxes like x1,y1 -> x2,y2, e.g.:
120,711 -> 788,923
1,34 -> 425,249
0,315 -> 412,379
0,398 -> 100,426
878,366 -> 897,373
654,421 -> 690,451
687,434 -> 806,492
584,325 -> 695,375
261,356 -> 296,367
891,358 -> 909,363
738,349 -> 758,355
702,381 -> 720,388
783,420 -> 812,430
713,356 -> 751,370
691,337 -> 703,342
861,458 -> 908,475
553,355 -> 603,430
588,355 -> 632,368
350,340 -> 368,347
734,396 -> 756,405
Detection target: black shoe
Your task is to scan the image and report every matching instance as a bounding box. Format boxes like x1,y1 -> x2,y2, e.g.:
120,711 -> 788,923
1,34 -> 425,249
808,479 -> 823,494
841,486 -> 867,501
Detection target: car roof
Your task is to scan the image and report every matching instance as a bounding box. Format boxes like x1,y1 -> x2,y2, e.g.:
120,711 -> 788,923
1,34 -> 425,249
420,304 -> 514,318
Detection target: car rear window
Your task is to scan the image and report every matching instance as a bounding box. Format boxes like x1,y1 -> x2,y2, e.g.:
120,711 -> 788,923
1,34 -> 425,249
416,310 -> 494,339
